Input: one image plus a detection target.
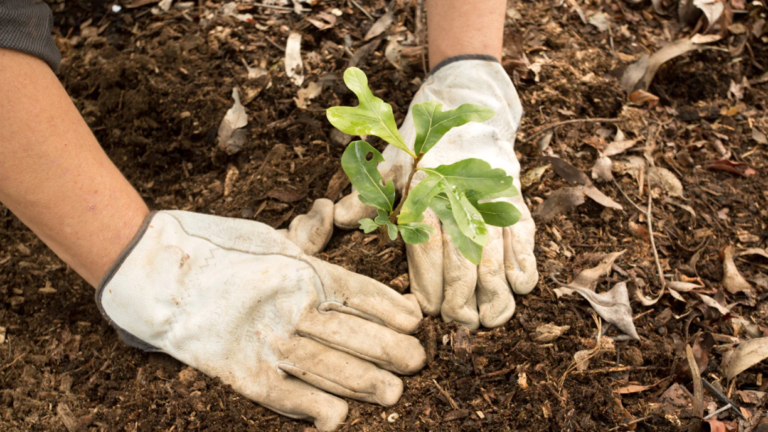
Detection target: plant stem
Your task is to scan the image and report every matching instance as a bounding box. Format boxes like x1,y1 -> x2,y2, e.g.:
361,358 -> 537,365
389,154 -> 422,224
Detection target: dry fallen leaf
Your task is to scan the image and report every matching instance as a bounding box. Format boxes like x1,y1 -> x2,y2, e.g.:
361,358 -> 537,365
532,323 -> 571,343
583,185 -> 623,210
592,156 -> 613,182
629,89 -> 660,108
725,337 -> 768,380
521,165 -> 550,189
364,11 -> 394,40
616,384 -> 652,394
536,187 -> 586,222
752,128 -> 768,145
294,81 -> 322,109
562,282 -> 639,340
667,281 -> 704,292
217,87 -> 248,155
285,32 -> 304,86
693,0 -> 725,29
621,39 -> 710,93
648,166 -> 684,198
588,12 -> 611,32
722,245 -> 754,296
696,293 -> 734,315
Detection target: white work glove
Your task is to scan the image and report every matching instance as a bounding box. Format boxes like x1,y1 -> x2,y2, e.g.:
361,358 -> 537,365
335,58 -> 538,330
97,211 -> 425,431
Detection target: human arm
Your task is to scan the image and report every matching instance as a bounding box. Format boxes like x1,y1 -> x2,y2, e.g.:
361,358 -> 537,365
1,33 -> 424,432
333,0 -> 539,329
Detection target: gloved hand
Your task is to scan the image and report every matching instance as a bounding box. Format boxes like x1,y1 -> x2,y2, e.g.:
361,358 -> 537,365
334,58 -> 538,330
278,198 -> 335,255
97,211 -> 426,431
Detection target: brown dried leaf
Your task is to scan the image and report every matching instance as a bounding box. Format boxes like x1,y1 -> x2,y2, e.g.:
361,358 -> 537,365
725,337 -> 768,380
584,186 -> 623,210
535,186 -> 586,222
648,166 -> 684,198
532,323 -> 570,343
542,156 -> 590,185
364,11 -> 395,40
722,245 -> 754,295
285,32 -> 304,86
616,384 -> 652,394
752,128 -> 768,145
592,156 -> 614,182
629,90 -> 660,108
620,39 -> 710,93
560,282 -> 639,340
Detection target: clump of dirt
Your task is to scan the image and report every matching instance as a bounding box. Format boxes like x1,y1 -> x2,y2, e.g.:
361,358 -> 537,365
2,0 -> 767,431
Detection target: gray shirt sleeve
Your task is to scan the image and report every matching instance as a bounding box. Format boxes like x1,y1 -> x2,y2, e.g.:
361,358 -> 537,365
0,0 -> 61,72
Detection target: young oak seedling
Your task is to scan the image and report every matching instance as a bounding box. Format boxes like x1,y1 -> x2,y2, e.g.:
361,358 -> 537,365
327,67 -> 521,264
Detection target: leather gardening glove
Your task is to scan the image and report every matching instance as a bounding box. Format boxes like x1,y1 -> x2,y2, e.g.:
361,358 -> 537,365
334,57 -> 538,330
97,211 -> 426,431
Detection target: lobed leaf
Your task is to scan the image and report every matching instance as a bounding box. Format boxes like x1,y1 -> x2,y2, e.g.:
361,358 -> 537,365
359,218 -> 379,233
398,222 -> 434,245
466,183 -> 519,203
430,195 -> 482,264
412,101 -> 495,156
341,141 -> 395,212
327,68 -> 415,157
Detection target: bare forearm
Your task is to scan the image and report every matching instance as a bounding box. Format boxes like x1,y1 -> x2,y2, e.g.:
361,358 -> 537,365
0,49 -> 148,286
426,0 -> 506,69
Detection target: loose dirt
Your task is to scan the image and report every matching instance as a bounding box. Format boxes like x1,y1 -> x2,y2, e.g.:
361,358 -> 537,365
2,0 -> 767,431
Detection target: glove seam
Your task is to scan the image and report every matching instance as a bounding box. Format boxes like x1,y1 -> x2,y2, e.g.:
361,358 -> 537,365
295,332 -> 400,373
427,54 -> 500,78
95,210 -> 162,352
276,363 -> 378,399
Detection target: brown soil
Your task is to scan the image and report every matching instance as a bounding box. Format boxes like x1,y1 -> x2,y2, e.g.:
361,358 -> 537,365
2,0 -> 768,431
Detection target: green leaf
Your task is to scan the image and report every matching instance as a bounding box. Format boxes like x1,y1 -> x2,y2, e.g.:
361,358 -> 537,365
397,174 -> 442,224
466,183 -> 519,204
327,68 -> 415,158
359,218 -> 379,233
375,209 -> 398,241
475,201 -> 521,227
420,159 -> 513,195
398,222 -> 434,245
430,195 -> 482,264
412,101 -> 495,156
341,141 -> 395,212
443,187 -> 488,246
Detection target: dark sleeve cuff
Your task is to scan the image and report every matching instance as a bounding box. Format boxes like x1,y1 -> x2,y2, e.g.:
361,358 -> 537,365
95,211 -> 161,352
0,0 -> 62,72
428,54 -> 500,78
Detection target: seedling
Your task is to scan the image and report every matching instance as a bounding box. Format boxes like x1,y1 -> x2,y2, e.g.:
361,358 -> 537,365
327,68 -> 521,264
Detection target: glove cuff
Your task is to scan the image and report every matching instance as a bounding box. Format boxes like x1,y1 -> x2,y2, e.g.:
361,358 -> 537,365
95,211 -> 161,352
428,54 -> 499,77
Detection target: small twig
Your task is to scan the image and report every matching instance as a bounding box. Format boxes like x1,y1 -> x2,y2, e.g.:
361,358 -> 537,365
433,379 -> 459,410
608,416 -> 650,431
252,2 -> 310,12
559,312 -> 602,389
349,0 -> 374,20
264,36 -> 286,52
646,175 -> 666,290
572,365 -> 660,374
612,179 -> 646,214
523,118 -> 623,143
0,351 -> 27,371
389,155 -> 422,223
701,378 -> 747,420
703,404 -> 731,420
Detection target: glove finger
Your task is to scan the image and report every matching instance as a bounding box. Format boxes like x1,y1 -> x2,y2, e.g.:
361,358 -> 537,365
278,336 -> 403,406
477,226 -> 515,328
295,310 -> 426,375
239,370 -> 348,432
440,226 -> 480,330
333,190 -> 378,229
286,198 -> 334,255
314,258 -> 422,334
503,209 -> 539,295
405,208 -> 444,316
